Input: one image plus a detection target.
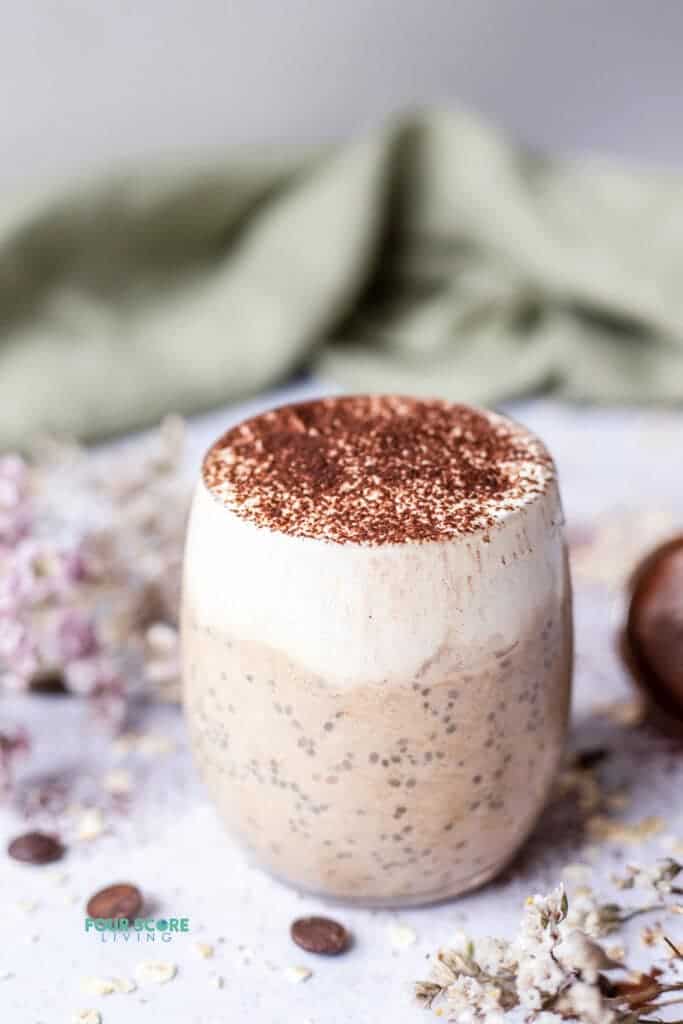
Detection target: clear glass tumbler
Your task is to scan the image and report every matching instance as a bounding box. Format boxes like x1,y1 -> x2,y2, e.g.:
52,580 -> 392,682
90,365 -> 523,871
182,396 -> 572,906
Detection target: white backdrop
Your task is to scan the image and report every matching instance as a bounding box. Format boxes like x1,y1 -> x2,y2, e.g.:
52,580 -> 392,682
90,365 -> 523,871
2,0 -> 683,190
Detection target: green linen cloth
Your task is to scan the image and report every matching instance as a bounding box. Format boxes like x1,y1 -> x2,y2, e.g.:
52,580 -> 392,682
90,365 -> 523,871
2,109 -> 683,448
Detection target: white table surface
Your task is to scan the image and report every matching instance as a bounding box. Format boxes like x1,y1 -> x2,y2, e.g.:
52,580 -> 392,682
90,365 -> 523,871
2,384 -> 683,1024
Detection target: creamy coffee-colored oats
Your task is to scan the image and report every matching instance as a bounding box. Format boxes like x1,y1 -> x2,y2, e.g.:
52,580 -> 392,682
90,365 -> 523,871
183,397 -> 572,906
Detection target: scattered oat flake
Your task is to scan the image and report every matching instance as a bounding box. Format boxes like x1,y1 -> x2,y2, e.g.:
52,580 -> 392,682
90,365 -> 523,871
113,977 -> 137,994
556,769 -> 603,814
146,622 -> 178,652
389,923 -> 417,949
72,1012 -> 101,1024
135,960 -> 177,985
102,769 -> 132,794
112,731 -> 175,756
112,732 -> 137,756
16,899 -> 39,914
608,945 -> 626,962
642,927 -> 681,959
641,924 -> 664,948
82,977 -> 117,996
77,808 -> 105,841
195,942 -> 214,959
283,966 -> 313,984
587,814 -> 663,844
137,733 -> 175,756
561,863 -> 592,882
592,699 -> 646,727
605,790 -> 631,811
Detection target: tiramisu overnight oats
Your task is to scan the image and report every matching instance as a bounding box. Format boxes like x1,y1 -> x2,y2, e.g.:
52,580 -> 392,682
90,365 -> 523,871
182,396 -> 572,906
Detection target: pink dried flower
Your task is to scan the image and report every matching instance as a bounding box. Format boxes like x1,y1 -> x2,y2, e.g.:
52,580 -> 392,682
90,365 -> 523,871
0,725 -> 30,796
0,616 -> 39,679
0,455 -> 31,550
63,548 -> 88,584
90,680 -> 127,730
0,454 -> 28,484
0,457 -> 28,512
0,422 -> 188,724
65,654 -> 128,731
1,537 -> 86,610
0,566 -> 28,614
52,608 -> 99,663
11,540 -> 59,605
89,664 -> 128,731
65,655 -> 108,695
0,507 -> 30,549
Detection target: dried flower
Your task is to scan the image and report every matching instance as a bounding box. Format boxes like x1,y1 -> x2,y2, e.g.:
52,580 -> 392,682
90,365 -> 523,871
555,930 -> 619,983
553,979 -> 616,1024
416,945 -> 517,1023
565,890 -> 623,938
616,858 -> 683,895
0,727 -> 30,794
0,454 -> 31,550
507,888 -> 567,1010
0,418 -> 190,749
443,975 -> 506,1024
51,609 -> 98,663
416,879 -> 683,1024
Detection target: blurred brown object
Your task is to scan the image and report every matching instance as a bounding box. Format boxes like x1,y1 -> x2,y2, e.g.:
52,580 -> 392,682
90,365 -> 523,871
622,535 -> 683,729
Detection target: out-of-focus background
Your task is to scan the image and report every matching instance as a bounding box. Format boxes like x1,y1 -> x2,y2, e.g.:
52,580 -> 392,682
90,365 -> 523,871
4,0 -> 683,189
2,0 -> 683,447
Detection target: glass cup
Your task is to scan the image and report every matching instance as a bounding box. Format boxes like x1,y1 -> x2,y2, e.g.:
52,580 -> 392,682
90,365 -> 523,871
182,397 -> 572,906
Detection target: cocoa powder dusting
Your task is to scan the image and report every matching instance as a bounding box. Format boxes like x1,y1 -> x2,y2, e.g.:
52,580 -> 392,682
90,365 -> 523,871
202,396 -> 554,545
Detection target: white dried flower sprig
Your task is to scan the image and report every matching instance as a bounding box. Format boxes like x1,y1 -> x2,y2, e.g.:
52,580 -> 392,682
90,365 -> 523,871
615,859 -> 683,897
563,883 -> 681,940
564,889 -> 624,938
0,418 -> 190,741
415,941 -> 517,1023
416,883 -> 683,1024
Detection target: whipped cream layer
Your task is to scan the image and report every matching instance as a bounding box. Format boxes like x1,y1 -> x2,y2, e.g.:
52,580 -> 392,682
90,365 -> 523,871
184,468 -> 566,688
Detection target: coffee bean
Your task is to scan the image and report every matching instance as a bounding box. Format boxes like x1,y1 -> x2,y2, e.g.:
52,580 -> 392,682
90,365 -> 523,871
29,670 -> 68,695
86,883 -> 143,920
290,916 -> 349,955
7,831 -> 65,865
573,747 -> 609,771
